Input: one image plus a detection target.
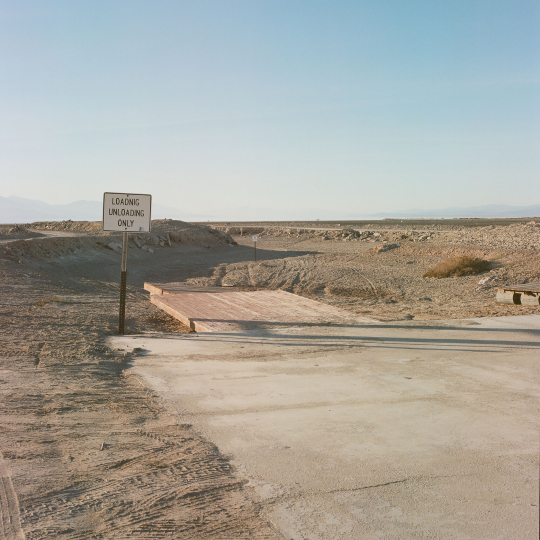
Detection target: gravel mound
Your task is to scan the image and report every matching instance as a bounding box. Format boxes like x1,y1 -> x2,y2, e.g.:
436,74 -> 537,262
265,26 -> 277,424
439,221 -> 540,250
0,224 -> 44,241
32,220 -> 103,232
2,220 -> 235,263
217,222 -> 540,251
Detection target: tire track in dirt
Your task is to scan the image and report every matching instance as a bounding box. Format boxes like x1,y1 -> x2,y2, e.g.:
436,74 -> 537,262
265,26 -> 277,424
265,260 -> 287,289
0,452 -> 25,540
19,422 -> 270,538
0,266 -> 281,539
279,257 -> 308,291
341,262 -> 381,300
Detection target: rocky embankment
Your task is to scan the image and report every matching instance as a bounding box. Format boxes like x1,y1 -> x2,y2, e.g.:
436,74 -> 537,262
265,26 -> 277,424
1,220 -> 235,263
216,221 -> 540,251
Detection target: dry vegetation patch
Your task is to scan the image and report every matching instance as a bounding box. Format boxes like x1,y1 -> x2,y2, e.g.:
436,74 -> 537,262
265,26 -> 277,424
423,256 -> 492,278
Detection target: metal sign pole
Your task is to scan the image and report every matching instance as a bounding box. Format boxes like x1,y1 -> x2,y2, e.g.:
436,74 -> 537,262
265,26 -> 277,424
103,192 -> 151,334
119,231 -> 128,335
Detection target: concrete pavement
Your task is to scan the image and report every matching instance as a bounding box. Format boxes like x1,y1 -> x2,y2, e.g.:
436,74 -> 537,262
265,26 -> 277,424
110,315 -> 540,539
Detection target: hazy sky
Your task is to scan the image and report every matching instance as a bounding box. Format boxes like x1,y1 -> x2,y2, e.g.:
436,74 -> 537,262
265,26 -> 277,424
1,1 -> 539,219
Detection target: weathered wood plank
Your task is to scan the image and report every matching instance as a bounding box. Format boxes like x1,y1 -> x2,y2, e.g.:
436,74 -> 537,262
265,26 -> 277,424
146,284 -> 374,332
497,283 -> 540,294
144,282 -> 237,295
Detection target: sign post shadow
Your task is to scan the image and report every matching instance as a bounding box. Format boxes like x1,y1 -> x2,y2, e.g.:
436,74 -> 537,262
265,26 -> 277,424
252,235 -> 258,262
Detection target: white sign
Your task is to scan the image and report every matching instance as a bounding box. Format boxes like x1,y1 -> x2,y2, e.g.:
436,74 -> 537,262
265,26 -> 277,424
103,192 -> 152,232
252,235 -> 259,242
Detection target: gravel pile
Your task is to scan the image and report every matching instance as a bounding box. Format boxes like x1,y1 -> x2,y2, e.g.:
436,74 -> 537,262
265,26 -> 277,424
1,220 -> 235,263
438,222 -> 540,250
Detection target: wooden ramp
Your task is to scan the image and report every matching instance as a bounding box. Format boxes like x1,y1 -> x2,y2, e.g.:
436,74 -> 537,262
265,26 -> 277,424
145,282 -> 374,332
496,283 -> 540,306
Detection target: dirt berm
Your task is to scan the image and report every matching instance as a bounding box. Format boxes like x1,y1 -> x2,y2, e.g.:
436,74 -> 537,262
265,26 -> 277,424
1,220 -> 235,263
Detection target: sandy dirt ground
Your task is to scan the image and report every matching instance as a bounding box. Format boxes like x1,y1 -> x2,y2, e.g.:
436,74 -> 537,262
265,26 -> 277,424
0,224 -> 280,539
0,218 -> 539,538
192,221 -> 540,321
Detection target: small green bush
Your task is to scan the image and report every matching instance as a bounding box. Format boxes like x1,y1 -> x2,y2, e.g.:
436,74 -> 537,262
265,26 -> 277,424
423,256 -> 492,279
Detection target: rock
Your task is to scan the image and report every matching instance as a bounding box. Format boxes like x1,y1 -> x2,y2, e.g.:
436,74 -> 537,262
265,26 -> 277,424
373,243 -> 399,253
106,242 -> 121,251
147,234 -> 160,246
476,284 -> 495,291
141,245 -> 154,253
216,230 -> 235,244
478,275 -> 498,285
132,238 -> 141,248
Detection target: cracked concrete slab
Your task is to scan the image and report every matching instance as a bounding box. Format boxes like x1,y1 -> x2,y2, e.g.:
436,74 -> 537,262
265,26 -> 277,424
112,315 -> 540,539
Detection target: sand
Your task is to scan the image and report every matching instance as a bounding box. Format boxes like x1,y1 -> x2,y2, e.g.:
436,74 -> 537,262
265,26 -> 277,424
189,222 -> 540,321
0,218 -> 538,538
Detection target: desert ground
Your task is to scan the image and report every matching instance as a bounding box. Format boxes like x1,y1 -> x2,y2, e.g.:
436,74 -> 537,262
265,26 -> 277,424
0,218 -> 538,538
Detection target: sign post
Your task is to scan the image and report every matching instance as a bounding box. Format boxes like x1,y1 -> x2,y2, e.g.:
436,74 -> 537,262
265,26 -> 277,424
119,232 -> 128,334
252,235 -> 258,262
103,192 -> 152,335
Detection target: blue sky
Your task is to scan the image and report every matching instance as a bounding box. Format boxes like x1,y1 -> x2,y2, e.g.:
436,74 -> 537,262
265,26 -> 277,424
1,1 -> 538,219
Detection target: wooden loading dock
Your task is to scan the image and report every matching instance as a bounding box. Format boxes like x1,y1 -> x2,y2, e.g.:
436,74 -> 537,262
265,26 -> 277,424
496,283 -> 540,306
144,282 -> 373,332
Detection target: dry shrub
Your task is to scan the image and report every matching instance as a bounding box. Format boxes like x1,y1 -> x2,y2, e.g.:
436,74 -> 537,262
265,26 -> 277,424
423,256 -> 492,278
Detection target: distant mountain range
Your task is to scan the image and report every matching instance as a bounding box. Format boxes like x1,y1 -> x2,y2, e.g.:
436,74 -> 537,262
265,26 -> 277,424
0,196 -> 209,223
367,204 -> 540,219
0,196 -> 539,223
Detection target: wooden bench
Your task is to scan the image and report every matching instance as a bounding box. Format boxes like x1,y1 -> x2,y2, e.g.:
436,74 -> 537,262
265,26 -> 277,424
496,283 -> 540,306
